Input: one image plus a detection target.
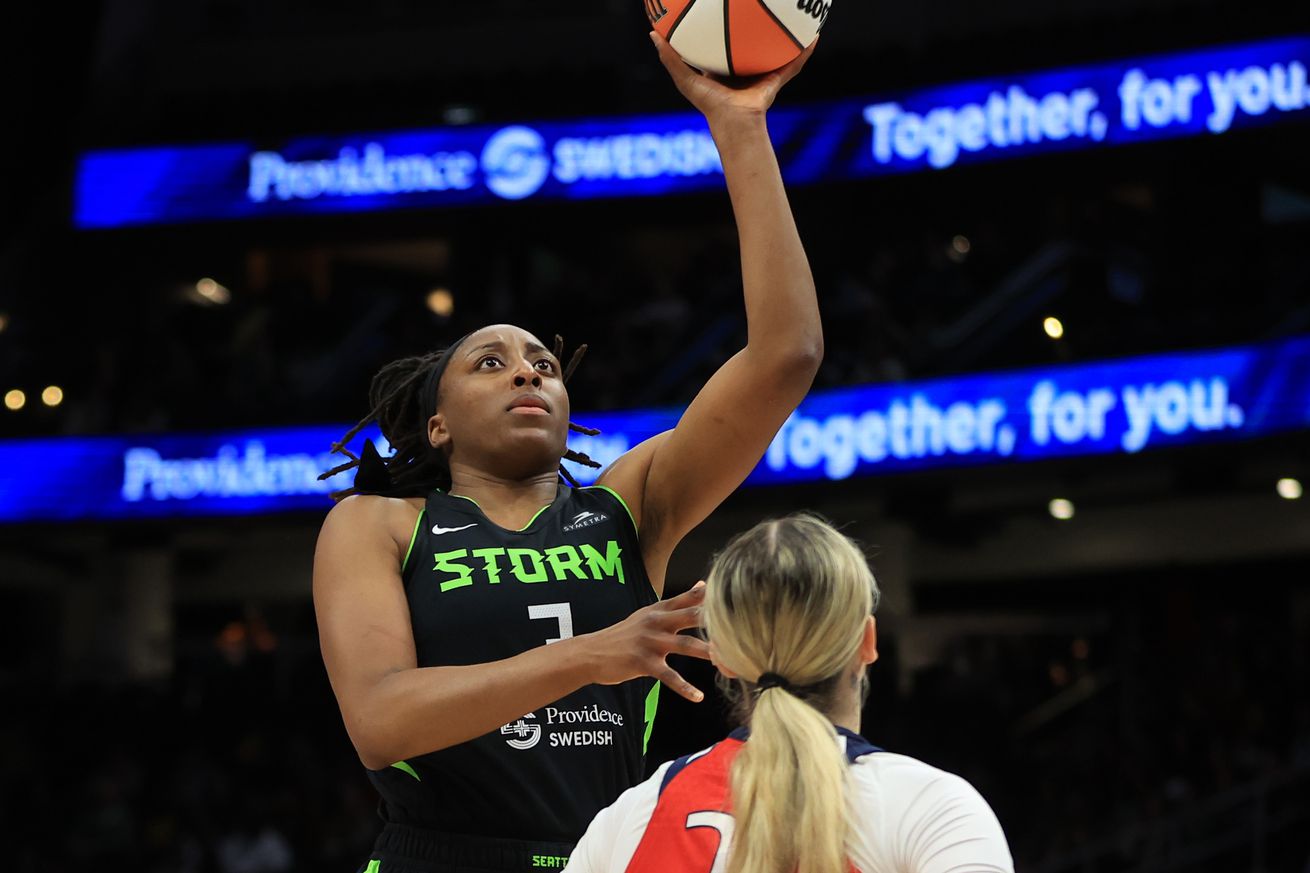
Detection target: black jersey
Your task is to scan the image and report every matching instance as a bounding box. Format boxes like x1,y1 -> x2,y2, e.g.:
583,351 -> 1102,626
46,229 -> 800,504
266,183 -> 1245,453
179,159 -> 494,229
366,484 -> 660,844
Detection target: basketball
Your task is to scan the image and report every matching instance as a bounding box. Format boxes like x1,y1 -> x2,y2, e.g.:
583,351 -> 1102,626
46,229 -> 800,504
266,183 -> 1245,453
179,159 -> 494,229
647,0 -> 829,77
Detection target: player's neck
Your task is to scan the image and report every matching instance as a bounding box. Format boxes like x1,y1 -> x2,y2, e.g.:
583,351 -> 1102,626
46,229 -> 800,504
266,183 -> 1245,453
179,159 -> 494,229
447,468 -> 559,530
827,668 -> 864,734
828,703 -> 861,735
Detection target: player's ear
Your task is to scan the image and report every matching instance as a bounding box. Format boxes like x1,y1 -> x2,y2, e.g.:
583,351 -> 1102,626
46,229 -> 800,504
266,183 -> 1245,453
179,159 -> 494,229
860,615 -> 878,666
428,412 -> 451,451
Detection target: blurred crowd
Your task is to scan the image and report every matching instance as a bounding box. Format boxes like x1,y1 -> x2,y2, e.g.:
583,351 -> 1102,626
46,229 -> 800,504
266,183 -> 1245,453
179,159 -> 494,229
878,571 -> 1310,871
5,639 -> 376,873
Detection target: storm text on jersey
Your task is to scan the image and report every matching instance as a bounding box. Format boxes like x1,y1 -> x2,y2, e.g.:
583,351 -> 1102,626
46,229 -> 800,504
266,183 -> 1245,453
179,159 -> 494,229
431,541 -> 626,592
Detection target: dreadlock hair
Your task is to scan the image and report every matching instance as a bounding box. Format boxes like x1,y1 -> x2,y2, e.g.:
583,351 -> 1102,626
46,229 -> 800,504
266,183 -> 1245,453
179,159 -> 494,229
319,335 -> 602,500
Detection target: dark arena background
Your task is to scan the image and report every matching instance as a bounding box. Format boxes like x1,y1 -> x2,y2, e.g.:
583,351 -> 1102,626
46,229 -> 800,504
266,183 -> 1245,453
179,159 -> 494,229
4,0 -> 1310,870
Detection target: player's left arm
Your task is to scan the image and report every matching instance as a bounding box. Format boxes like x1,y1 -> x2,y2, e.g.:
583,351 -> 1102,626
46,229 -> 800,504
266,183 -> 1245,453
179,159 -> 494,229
597,35 -> 821,586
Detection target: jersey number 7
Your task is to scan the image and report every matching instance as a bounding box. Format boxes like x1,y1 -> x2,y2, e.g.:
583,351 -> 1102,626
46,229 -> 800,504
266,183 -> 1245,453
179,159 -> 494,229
529,602 -> 574,644
686,811 -> 735,873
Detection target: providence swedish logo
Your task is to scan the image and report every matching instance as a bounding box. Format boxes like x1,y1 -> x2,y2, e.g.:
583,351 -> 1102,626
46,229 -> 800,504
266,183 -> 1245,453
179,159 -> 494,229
501,714 -> 542,750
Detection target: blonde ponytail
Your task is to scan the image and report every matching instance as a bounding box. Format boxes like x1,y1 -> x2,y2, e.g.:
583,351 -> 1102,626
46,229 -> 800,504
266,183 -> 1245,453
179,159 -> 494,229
702,513 -> 879,873
728,687 -> 849,873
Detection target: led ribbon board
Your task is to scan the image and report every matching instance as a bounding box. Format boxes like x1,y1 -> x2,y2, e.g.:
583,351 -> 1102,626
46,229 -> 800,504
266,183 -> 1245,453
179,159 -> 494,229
1,336 -> 1308,523
74,36 -> 1310,228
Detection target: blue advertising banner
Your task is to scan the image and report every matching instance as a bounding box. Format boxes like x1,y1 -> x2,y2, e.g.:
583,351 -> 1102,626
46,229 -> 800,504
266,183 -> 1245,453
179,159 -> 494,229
74,36 -> 1310,229
2,336 -> 1308,523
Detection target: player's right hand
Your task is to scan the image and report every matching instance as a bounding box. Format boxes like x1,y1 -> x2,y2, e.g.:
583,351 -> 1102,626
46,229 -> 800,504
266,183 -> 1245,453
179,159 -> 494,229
650,30 -> 816,125
583,581 -> 711,702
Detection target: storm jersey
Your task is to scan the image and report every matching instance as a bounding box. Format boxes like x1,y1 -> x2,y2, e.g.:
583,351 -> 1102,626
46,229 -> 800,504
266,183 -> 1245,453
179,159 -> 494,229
566,727 -> 1015,873
367,485 -> 660,844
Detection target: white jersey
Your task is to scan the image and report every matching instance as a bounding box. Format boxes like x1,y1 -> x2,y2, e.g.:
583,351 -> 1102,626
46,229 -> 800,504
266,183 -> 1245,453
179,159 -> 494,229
565,727 -> 1014,873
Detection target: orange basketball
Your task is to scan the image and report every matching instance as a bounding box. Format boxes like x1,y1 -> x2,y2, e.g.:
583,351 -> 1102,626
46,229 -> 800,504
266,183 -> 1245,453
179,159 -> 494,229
646,0 -> 829,77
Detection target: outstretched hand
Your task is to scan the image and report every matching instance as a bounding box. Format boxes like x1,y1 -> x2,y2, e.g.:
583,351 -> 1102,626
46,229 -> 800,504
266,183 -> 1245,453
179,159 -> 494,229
650,30 -> 816,125
586,580 -> 711,702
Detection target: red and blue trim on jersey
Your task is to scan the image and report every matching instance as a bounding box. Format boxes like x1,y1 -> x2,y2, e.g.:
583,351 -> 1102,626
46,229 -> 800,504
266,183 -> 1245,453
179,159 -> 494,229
624,726 -> 883,873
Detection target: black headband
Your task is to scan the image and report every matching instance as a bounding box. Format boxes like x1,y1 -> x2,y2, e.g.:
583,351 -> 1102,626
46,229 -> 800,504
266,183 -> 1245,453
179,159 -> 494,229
418,332 -> 475,426
349,333 -> 472,496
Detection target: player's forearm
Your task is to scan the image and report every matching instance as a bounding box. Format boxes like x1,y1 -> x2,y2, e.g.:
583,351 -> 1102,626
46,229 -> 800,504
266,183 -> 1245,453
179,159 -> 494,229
711,114 -> 822,367
347,634 -> 599,768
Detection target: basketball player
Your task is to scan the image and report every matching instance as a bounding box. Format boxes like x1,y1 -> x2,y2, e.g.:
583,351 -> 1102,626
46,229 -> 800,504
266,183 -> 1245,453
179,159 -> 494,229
565,514 -> 1014,873
313,33 -> 822,873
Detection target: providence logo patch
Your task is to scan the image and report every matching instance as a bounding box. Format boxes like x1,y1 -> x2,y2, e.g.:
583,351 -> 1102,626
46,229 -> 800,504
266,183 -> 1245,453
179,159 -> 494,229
501,714 -> 542,750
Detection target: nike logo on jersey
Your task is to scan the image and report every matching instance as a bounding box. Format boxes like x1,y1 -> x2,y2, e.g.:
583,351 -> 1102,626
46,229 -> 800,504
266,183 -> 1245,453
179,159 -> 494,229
432,523 -> 478,535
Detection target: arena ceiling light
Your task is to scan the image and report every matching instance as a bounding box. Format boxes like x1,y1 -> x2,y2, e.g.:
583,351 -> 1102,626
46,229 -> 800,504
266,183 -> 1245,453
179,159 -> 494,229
194,277 -> 231,305
442,105 -> 479,126
42,386 -> 64,408
4,389 -> 25,411
1048,498 -> 1075,520
426,288 -> 455,317
1044,316 -> 1065,340
1277,478 -> 1303,500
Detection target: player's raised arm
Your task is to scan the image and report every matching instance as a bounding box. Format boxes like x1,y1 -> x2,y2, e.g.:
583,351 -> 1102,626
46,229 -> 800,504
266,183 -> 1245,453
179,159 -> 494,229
599,35 -> 822,577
